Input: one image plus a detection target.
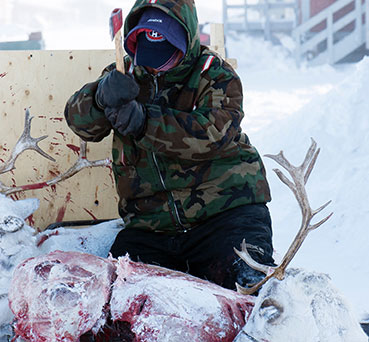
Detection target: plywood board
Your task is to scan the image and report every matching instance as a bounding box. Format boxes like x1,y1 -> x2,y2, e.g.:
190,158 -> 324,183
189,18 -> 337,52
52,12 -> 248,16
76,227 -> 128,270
210,23 -> 226,58
209,23 -> 238,69
0,50 -> 119,229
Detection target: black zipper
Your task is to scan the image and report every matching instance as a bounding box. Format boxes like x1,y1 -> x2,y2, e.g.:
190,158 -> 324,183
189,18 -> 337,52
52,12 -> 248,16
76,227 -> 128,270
151,74 -> 186,231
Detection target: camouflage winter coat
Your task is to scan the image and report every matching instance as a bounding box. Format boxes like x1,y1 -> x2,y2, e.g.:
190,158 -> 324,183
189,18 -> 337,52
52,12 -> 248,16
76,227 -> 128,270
64,0 -> 271,233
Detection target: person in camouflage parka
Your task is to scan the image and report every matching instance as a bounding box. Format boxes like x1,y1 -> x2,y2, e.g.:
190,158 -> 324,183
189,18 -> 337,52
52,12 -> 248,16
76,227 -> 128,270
65,0 -> 274,290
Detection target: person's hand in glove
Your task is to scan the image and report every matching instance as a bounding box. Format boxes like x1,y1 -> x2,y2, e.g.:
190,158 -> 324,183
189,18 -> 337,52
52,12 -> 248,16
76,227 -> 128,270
95,69 -> 140,108
104,101 -> 146,138
95,70 -> 146,138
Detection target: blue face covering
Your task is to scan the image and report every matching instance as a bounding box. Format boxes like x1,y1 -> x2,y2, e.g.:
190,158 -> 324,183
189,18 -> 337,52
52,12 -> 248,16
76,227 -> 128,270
134,31 -> 177,69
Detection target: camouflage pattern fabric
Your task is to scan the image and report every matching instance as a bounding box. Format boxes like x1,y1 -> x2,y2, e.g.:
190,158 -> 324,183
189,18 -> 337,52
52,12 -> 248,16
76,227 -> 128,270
64,0 -> 271,233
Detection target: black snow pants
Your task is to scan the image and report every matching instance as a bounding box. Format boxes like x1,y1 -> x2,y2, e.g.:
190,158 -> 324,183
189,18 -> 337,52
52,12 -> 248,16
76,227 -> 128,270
110,203 -> 275,290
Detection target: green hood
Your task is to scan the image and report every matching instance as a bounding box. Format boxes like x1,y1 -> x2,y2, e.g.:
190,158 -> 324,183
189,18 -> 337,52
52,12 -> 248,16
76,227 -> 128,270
123,0 -> 201,78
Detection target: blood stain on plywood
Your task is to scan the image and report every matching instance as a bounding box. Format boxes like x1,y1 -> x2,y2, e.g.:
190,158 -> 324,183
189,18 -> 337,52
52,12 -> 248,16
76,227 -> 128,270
67,144 -> 80,155
50,117 -> 64,122
55,192 -> 72,222
56,131 -> 67,141
83,208 -> 98,220
26,214 -> 35,227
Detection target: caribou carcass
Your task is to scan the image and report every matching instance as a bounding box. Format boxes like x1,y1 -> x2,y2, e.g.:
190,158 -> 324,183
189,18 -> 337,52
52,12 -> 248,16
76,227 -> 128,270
1,111 -> 367,341
0,191 -> 251,341
9,251 -> 255,342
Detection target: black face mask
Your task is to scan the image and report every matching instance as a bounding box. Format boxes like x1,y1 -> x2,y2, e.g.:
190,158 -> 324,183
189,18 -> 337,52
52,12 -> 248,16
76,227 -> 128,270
135,31 -> 177,69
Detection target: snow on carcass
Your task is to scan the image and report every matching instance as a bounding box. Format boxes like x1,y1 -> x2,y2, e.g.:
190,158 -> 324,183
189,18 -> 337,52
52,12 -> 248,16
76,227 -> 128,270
37,219 -> 124,257
234,268 -> 367,342
110,256 -> 255,342
9,250 -> 116,342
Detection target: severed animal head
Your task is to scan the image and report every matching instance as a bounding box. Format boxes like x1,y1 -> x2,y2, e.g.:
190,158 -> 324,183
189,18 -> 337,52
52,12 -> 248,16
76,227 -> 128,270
234,268 -> 367,342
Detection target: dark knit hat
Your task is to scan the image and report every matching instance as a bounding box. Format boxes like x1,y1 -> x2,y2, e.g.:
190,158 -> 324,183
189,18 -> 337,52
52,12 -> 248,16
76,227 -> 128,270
124,7 -> 187,69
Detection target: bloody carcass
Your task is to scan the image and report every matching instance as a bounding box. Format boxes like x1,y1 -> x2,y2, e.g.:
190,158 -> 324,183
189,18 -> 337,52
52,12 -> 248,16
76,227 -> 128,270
9,251 -> 255,342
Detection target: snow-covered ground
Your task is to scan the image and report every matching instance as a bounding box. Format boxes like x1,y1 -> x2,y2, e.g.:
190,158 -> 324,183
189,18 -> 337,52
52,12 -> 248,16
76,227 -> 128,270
1,0 -> 369,324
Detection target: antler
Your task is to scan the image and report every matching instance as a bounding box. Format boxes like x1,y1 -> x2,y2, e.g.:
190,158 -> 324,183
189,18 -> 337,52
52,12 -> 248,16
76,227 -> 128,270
234,138 -> 333,295
0,109 -> 111,195
0,108 -> 55,174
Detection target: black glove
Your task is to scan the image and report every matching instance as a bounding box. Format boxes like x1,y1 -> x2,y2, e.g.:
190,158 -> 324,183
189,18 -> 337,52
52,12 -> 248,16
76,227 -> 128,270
96,70 -> 140,109
104,100 -> 146,138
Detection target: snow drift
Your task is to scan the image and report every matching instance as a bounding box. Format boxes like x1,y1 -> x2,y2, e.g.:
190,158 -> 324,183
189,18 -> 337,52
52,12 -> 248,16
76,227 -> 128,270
252,57 -> 369,321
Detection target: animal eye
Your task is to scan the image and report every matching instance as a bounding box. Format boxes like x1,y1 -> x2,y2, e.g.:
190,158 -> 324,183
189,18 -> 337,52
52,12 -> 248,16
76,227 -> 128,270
260,298 -> 284,324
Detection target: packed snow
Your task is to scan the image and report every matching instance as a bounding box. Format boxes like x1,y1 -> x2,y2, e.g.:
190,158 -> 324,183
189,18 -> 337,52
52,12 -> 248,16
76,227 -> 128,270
1,0 -> 369,332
